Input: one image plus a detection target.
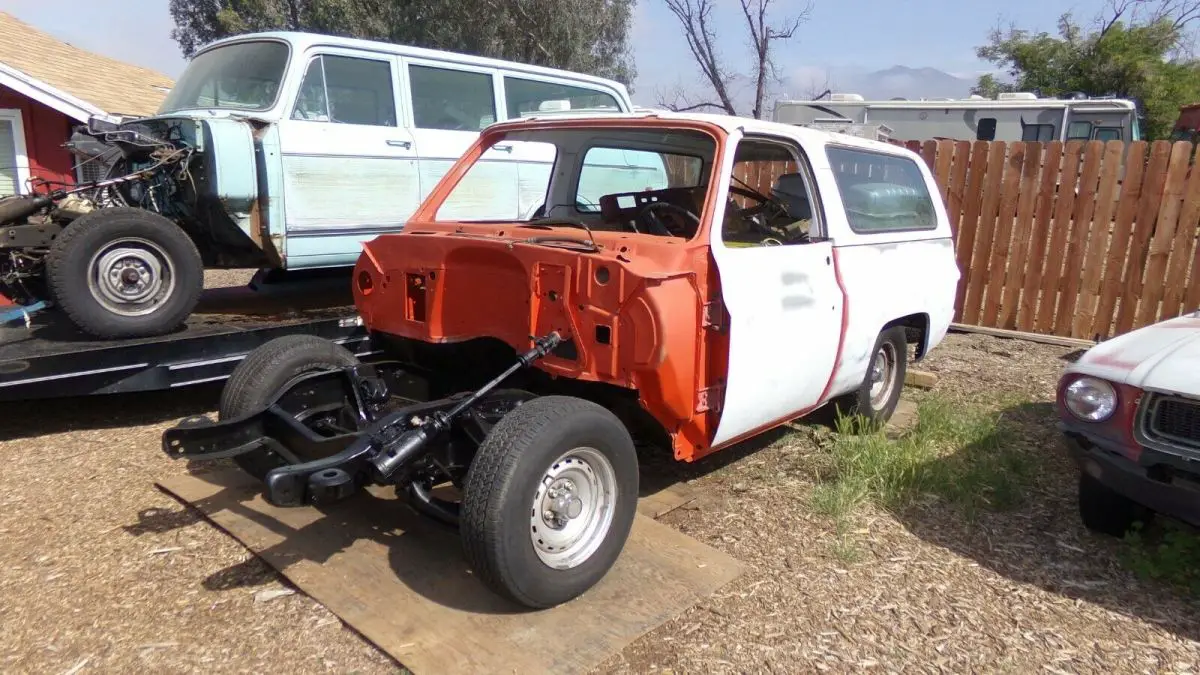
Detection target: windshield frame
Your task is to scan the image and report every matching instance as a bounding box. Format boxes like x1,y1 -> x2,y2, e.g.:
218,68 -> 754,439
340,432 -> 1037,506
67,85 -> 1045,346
157,38 -> 293,115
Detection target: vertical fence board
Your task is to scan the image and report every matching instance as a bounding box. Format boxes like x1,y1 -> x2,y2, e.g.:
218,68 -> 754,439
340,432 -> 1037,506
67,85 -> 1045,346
1035,141 -> 1084,332
1115,141 -> 1173,335
1017,141 -> 1063,332
1054,141 -> 1105,337
1072,141 -> 1125,338
945,141 -> 971,237
952,141 -> 991,320
1136,141 -> 1193,328
999,143 -> 1043,329
1092,142 -> 1147,339
961,142 -> 1009,325
1163,145 -> 1200,319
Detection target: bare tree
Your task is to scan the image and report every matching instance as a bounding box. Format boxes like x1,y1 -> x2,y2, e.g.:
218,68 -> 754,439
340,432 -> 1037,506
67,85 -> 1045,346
659,0 -> 812,118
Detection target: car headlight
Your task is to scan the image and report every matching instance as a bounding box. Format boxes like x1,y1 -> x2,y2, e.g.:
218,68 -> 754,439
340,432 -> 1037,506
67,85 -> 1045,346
1064,376 -> 1117,422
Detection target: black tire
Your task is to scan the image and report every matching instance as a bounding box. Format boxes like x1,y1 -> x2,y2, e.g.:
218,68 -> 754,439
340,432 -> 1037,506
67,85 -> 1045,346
219,334 -> 360,480
1078,470 -> 1154,537
829,325 -> 908,431
460,395 -> 639,609
45,207 -> 203,339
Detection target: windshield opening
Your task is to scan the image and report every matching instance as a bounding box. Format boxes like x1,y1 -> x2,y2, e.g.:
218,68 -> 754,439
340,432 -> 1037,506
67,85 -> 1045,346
432,126 -> 716,241
158,40 -> 290,114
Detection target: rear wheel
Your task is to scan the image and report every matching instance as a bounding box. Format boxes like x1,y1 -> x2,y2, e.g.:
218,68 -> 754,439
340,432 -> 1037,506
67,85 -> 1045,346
829,325 -> 907,431
460,395 -> 639,609
45,207 -> 203,339
219,334 -> 361,480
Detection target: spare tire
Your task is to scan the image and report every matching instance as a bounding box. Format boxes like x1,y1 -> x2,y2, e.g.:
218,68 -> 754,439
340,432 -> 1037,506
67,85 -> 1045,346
46,207 -> 203,339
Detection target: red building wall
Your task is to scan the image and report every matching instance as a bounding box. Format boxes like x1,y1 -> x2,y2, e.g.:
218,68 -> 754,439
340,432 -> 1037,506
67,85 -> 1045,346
0,85 -> 75,189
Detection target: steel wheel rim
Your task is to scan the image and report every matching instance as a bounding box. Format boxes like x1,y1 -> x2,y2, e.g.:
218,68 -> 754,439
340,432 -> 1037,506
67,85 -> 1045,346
529,446 -> 618,570
87,237 -> 175,317
868,342 -> 897,408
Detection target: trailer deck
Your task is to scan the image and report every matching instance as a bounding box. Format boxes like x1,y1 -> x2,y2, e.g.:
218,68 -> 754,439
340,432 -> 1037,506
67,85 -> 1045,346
0,272 -> 373,401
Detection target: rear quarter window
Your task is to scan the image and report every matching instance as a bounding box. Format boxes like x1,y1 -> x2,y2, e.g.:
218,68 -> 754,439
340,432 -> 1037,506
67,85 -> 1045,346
825,146 -> 938,233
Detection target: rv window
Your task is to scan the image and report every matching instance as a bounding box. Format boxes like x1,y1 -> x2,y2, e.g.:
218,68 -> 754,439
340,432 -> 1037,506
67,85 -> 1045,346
1067,121 -> 1092,140
503,77 -> 621,118
1094,127 -> 1122,142
976,118 -> 997,141
1022,124 -> 1055,142
825,146 -> 937,234
409,65 -> 497,131
291,55 -> 396,126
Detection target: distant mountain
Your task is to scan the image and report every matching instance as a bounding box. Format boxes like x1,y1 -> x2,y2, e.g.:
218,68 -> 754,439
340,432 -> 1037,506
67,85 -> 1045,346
780,65 -> 978,102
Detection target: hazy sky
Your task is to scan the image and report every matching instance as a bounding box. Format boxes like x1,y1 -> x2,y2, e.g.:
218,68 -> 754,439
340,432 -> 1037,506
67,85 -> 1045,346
5,0 -> 1104,105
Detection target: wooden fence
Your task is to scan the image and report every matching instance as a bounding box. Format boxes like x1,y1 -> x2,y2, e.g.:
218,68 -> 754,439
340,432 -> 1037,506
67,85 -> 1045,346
895,139 -> 1200,340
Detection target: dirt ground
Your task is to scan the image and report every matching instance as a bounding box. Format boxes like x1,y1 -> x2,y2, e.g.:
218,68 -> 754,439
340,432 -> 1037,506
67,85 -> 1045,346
2,289 -> 1199,673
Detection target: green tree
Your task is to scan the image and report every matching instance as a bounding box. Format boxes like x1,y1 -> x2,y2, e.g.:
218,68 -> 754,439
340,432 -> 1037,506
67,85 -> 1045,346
973,1 -> 1200,139
167,0 -> 637,85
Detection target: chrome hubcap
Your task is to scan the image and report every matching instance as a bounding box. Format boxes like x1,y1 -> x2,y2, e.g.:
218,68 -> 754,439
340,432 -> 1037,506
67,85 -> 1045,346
868,343 -> 897,407
87,238 -> 175,317
529,447 -> 617,570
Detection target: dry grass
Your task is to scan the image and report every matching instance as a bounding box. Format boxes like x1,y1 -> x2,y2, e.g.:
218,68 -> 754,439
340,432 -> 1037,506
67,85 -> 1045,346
2,330 -> 1200,674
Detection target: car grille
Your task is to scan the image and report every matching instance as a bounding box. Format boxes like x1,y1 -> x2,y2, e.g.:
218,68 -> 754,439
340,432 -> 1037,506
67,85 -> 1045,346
1142,394 -> 1200,453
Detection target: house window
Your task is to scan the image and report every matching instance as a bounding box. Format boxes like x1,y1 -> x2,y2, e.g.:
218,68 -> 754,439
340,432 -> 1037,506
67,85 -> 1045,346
0,110 -> 29,198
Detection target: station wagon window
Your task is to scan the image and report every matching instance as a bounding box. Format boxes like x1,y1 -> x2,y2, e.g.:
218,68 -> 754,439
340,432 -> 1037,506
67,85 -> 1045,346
1022,123 -> 1055,142
292,55 -> 396,126
825,146 -> 937,233
721,138 -> 817,247
503,77 -> 621,118
159,40 -> 289,114
575,147 -> 701,212
409,65 -> 497,131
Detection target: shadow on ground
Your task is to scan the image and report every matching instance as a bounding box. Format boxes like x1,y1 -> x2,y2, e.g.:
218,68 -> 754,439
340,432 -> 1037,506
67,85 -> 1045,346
0,383 -> 224,442
890,400 -> 1200,643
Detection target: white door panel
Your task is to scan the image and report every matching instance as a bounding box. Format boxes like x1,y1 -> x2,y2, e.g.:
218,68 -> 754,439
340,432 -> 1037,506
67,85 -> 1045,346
710,241 -> 844,447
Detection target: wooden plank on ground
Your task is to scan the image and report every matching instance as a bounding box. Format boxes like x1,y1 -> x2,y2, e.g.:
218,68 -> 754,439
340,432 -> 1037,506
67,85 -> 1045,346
1035,141 -> 1084,333
948,323 -> 1096,348
1072,141 -> 1124,339
962,142 -> 1009,325
1092,142 -> 1147,339
981,142 -> 1027,328
1136,140 -> 1193,328
1017,141 -> 1063,331
1053,140 -> 1105,337
157,469 -> 741,675
998,142 -> 1042,330
1115,140 -> 1173,335
1163,147 -> 1200,320
904,369 -> 938,389
952,141 -> 991,320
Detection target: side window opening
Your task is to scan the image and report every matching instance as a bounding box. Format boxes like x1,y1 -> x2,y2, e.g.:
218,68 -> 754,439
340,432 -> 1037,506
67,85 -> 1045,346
1021,123 -> 1055,142
721,138 -> 818,248
1067,120 -> 1093,140
409,65 -> 497,131
825,145 -> 938,233
503,77 -> 621,118
1094,126 -> 1122,141
977,118 -> 997,141
291,55 -> 396,126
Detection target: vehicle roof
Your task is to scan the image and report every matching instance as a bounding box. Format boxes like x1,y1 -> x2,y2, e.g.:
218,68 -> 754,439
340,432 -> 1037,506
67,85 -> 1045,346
489,110 -> 912,155
195,31 -> 631,95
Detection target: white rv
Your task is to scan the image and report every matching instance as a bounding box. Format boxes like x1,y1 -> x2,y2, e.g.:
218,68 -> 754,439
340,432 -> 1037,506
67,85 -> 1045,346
772,92 -> 1142,144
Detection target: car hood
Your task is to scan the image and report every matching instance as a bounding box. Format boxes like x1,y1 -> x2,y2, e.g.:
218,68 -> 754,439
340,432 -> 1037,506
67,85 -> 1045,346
1071,311 -> 1200,394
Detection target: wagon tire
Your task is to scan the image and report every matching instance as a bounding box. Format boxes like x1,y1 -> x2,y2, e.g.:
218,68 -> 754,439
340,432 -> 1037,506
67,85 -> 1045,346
1078,470 -> 1154,537
829,325 -> 908,432
219,334 -> 360,480
45,207 -> 203,339
460,395 -> 639,609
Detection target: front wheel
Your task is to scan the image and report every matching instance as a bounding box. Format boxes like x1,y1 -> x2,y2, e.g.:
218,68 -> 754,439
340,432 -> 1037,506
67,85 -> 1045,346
45,207 -> 203,339
460,395 -> 639,609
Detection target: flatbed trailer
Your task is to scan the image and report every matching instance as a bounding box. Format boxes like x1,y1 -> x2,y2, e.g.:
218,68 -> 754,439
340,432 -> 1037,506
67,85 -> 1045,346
0,271 -> 376,402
